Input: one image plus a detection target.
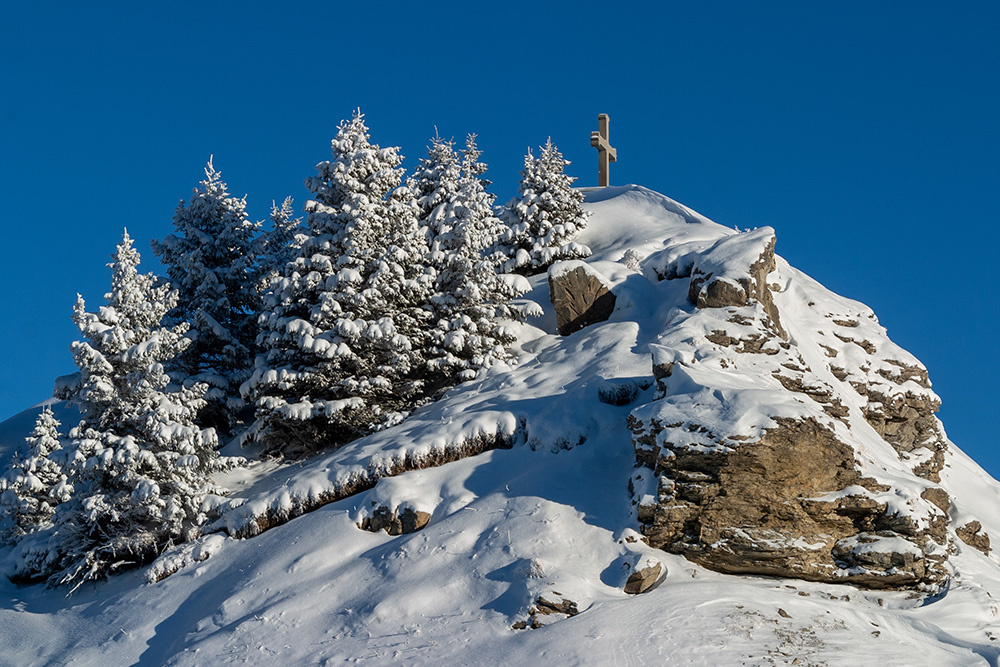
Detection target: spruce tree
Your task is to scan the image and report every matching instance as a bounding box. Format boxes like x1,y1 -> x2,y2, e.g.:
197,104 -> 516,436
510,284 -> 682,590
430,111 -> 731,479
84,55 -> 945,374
16,232 -> 239,590
502,138 -> 591,273
409,133 -> 462,243
152,158 -> 261,431
423,135 -> 537,387
256,196 -> 305,295
0,407 -> 71,542
245,111 -> 434,457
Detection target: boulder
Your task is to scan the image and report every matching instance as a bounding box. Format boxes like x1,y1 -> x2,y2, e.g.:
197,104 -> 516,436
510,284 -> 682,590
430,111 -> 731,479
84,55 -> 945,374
956,521 -> 991,555
548,260 -> 616,335
624,561 -> 663,595
514,595 -> 580,630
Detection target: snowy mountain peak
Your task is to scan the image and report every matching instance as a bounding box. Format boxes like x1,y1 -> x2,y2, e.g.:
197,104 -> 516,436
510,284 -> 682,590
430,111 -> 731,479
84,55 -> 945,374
2,184 -> 1000,665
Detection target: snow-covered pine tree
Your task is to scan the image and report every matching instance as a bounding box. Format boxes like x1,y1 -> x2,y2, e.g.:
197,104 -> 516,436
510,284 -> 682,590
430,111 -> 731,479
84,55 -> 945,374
14,232 -> 239,590
152,158 -> 262,432
501,138 -> 592,274
244,111 -> 434,458
409,133 -> 462,243
0,406 -> 71,542
423,134 -> 537,389
256,196 -> 305,294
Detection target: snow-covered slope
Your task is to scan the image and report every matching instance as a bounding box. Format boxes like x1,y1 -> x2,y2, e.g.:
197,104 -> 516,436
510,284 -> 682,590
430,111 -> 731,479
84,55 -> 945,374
2,185 -> 1000,666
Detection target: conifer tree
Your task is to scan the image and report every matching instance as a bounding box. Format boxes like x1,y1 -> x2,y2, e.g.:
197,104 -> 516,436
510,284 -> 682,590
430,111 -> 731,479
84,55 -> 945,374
422,135 -> 537,387
502,138 -> 591,273
245,111 -> 434,457
409,133 -> 462,242
256,196 -> 305,294
15,232 -> 239,590
152,159 -> 261,431
0,407 -> 71,542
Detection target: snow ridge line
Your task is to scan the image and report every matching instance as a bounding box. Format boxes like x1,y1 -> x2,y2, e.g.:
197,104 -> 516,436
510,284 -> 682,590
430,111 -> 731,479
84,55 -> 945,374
222,422 -> 522,539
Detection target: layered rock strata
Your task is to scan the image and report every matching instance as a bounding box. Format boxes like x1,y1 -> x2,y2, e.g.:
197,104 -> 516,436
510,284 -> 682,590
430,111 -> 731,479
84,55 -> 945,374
630,228 -> 954,588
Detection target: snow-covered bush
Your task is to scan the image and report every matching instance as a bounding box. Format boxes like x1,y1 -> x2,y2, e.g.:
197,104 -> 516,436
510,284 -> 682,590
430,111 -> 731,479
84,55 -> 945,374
244,111 -> 435,458
500,138 -> 591,274
152,159 -> 262,431
0,407 -> 71,542
15,232 -> 241,591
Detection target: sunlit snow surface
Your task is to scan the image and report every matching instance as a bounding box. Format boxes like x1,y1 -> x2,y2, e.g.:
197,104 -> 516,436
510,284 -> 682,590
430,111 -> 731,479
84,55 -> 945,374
2,186 -> 999,666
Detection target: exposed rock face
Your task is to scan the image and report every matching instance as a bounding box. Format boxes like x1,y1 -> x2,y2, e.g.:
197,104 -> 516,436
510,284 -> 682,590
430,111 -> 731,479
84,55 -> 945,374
855,364 -> 947,482
631,415 -> 947,588
358,505 -> 431,536
630,227 -> 952,589
648,227 -> 785,339
548,260 -> 616,335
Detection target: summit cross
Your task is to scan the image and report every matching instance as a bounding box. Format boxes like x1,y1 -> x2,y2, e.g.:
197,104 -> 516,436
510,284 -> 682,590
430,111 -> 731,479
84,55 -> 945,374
590,113 -> 617,187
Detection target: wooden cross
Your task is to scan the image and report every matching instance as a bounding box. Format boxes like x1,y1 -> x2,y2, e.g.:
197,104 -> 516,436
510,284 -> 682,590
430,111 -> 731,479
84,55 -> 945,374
590,113 -> 617,187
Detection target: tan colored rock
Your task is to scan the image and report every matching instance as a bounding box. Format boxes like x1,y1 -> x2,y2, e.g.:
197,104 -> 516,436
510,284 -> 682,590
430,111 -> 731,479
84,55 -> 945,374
515,596 -> 580,630
397,507 -> 431,534
359,505 -> 431,535
956,521 -> 991,555
920,487 -> 950,514
533,596 -> 579,616
624,561 -> 663,594
861,381 -> 946,482
548,261 -> 616,335
630,415 -> 947,589
688,234 -> 785,339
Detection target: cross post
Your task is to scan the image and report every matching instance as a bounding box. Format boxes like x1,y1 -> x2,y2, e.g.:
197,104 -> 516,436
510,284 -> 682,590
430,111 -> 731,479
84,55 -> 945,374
590,113 -> 617,187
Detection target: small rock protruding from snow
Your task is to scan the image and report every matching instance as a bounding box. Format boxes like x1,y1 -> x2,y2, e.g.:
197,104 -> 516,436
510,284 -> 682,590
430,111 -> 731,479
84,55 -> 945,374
956,521 -> 991,555
358,504 -> 431,536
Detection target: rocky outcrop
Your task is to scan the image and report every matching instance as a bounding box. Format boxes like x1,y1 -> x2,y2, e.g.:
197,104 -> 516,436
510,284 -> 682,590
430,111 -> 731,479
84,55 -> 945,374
630,415 -> 947,588
548,260 -> 616,335
853,363 -> 947,482
630,226 -> 952,590
652,227 -> 786,339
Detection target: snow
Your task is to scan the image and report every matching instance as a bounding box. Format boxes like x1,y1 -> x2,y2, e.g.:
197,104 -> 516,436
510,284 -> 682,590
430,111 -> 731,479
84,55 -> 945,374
1,185 -> 1000,665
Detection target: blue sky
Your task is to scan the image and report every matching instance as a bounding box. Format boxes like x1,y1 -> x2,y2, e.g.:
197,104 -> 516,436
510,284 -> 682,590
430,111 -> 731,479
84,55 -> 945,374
1,3 -> 997,475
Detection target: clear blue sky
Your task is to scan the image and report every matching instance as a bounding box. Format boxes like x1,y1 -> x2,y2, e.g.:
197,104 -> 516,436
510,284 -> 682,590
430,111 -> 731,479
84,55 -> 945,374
2,3 -> 997,475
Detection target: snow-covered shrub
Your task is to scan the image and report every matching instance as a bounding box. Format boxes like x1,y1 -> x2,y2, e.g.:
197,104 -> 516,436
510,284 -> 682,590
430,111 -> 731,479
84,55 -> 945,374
621,248 -> 644,272
152,158 -> 262,432
244,111 -> 435,458
16,232 -> 242,591
500,138 -> 591,274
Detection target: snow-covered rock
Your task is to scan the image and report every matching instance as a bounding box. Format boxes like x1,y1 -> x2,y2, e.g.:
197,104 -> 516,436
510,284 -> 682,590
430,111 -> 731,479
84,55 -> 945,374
547,260 -> 616,335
